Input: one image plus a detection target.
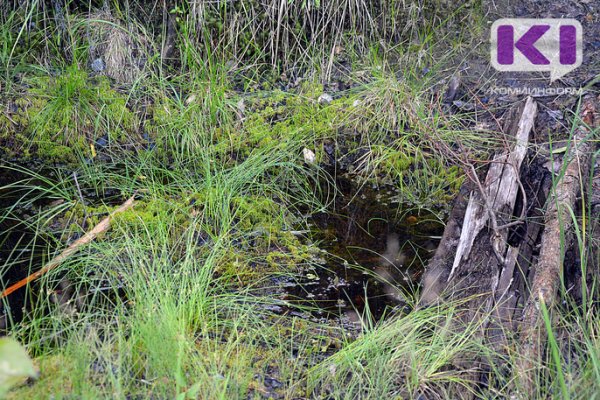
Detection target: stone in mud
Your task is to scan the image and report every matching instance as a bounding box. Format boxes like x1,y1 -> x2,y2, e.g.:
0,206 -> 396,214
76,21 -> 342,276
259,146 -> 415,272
303,148 -> 316,164
318,93 -> 333,104
90,58 -> 105,73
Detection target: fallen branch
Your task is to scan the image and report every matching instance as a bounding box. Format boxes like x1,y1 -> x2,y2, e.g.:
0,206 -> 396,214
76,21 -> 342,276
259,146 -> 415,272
1,194 -> 137,299
453,97 -> 536,281
420,97 -> 537,310
518,95 -> 598,393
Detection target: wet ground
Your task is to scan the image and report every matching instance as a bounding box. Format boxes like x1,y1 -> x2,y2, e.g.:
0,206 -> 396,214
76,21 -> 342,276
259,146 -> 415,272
282,175 -> 443,322
0,165 -> 124,330
0,165 -> 444,331
0,168 -> 29,329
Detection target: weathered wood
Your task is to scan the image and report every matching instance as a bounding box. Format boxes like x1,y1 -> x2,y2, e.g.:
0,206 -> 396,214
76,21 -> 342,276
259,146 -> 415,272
493,165 -> 551,331
449,97 -> 536,283
418,97 -> 538,399
419,184 -> 470,306
420,97 -> 538,318
419,93 -> 599,398
484,158 -> 552,362
518,95 -> 598,393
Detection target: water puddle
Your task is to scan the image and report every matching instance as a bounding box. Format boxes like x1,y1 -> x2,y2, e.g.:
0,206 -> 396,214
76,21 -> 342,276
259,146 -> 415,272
286,176 -> 444,322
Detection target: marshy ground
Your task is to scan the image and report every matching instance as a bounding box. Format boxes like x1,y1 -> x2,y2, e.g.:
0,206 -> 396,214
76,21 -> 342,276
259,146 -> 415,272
0,0 -> 599,399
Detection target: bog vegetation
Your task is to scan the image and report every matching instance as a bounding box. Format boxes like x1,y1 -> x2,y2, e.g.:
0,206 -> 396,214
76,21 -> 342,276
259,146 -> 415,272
0,1 -> 598,399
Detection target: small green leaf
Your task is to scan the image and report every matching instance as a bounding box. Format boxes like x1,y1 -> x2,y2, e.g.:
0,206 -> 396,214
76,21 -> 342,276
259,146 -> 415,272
551,146 -> 568,154
0,337 -> 38,396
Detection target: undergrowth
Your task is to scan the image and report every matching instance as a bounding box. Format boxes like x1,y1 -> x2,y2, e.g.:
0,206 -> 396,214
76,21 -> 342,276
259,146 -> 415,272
2,1 -> 599,399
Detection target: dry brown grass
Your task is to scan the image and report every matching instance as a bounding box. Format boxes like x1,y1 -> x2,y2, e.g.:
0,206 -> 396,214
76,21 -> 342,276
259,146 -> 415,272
87,9 -> 150,83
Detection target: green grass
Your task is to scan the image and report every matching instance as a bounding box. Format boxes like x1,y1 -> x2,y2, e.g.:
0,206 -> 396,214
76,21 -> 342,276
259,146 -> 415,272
1,1 -> 599,399
1,144 -> 332,398
3,133 -> 599,398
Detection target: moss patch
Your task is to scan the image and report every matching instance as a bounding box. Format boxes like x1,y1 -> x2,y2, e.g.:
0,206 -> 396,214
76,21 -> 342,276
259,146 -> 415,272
2,66 -> 139,162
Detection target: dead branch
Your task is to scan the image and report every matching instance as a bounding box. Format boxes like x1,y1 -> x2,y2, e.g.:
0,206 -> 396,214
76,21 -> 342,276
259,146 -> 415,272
518,95 -> 598,393
449,96 -> 537,281
1,195 -> 137,299
419,97 -> 537,308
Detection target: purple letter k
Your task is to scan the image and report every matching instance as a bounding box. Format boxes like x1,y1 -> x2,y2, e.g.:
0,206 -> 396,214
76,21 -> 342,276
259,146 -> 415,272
497,25 -> 551,65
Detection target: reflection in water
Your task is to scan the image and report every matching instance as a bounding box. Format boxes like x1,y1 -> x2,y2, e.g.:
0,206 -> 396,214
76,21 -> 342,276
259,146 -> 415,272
299,177 -> 444,321
375,233 -> 408,303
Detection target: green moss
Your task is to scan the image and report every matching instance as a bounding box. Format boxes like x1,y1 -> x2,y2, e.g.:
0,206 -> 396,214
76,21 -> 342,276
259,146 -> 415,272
218,233 -> 313,282
6,355 -> 81,399
52,192 -> 311,282
446,165 -> 465,193
113,198 -> 190,234
233,84 -> 354,160
10,66 -> 140,161
48,202 -> 113,240
38,143 -> 78,163
47,197 -> 192,244
391,158 -> 466,211
0,97 -> 36,159
381,152 -> 414,173
146,83 -> 235,161
231,195 -> 283,231
209,195 -> 314,280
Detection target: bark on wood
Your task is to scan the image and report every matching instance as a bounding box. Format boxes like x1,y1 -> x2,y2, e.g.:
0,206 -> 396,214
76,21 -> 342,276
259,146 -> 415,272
420,97 -> 537,319
587,166 -> 600,301
493,166 -> 551,332
1,195 -> 137,299
419,93 -> 599,397
518,95 -> 598,392
419,97 -> 538,399
419,183 -> 471,305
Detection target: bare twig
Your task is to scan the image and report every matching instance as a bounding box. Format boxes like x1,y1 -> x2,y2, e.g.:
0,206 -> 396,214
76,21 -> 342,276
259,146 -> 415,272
1,194 -> 137,299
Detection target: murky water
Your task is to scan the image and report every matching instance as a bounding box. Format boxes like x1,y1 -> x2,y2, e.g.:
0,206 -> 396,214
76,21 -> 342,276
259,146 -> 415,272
287,176 -> 444,321
0,165 -> 126,330
0,167 -> 36,328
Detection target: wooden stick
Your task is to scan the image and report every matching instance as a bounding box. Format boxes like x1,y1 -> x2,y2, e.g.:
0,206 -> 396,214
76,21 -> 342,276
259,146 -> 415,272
1,195 -> 136,299
518,95 -> 597,393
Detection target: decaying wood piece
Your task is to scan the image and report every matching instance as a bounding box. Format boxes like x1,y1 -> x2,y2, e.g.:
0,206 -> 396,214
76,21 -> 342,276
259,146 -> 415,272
0,195 -> 137,299
518,95 -> 598,392
420,97 -> 537,315
588,164 -> 600,299
419,184 -> 471,305
418,96 -> 538,399
450,97 -> 536,281
419,93 -> 599,397
492,163 -> 551,332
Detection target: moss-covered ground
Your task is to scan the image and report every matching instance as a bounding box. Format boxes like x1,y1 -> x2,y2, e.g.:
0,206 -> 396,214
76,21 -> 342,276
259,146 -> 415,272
1,1 -> 599,399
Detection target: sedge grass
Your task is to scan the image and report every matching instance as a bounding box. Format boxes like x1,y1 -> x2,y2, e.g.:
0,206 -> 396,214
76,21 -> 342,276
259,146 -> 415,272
2,1 -> 600,399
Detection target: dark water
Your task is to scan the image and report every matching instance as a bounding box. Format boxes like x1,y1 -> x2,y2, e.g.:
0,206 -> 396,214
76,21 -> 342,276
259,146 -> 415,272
0,164 -> 126,330
0,166 -> 37,328
286,176 -> 444,321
